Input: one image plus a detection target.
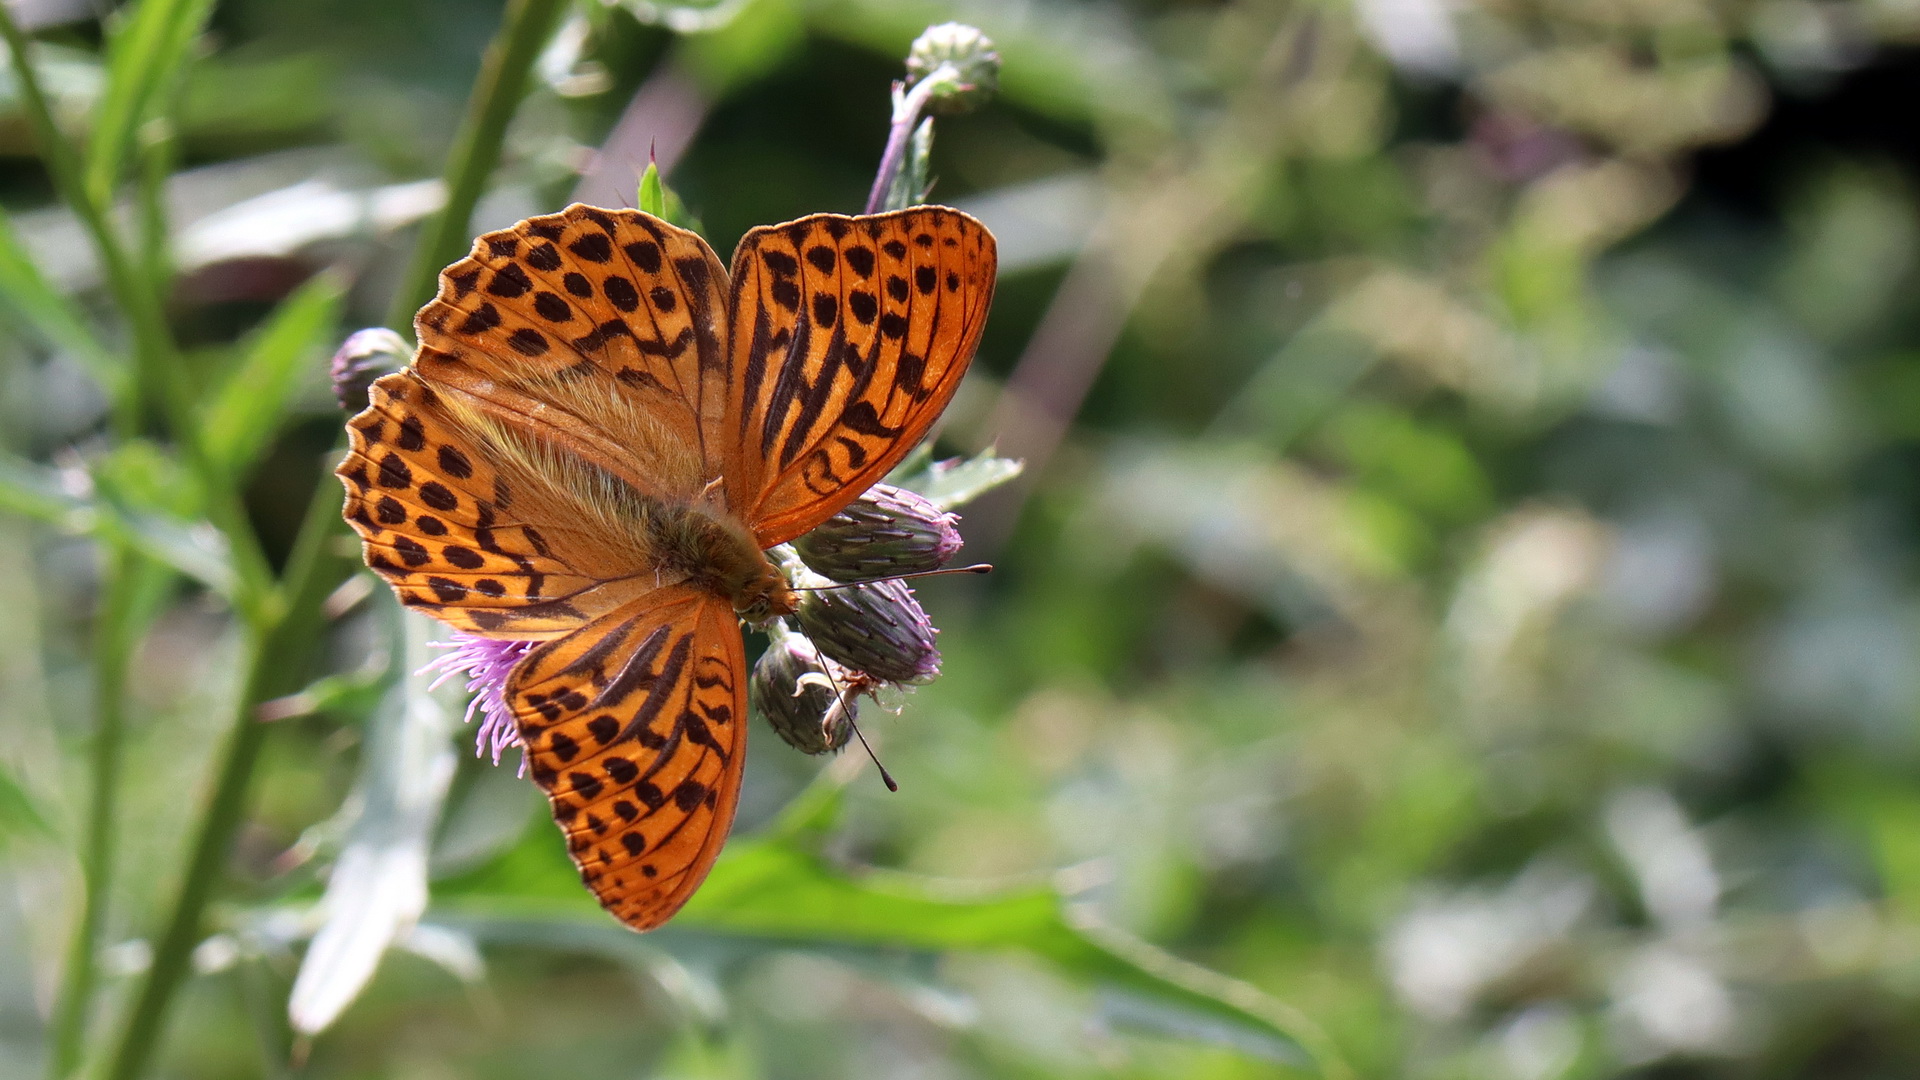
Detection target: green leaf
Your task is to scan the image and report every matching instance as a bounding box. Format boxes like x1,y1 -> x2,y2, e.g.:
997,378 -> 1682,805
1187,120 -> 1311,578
636,160 -> 704,233
436,819 -> 1339,1074
201,271 -> 345,477
0,760 -> 55,853
0,450 -> 234,595
84,0 -> 217,205
638,160 -> 667,218
894,446 -> 1024,509
0,209 -> 116,382
0,452 -> 83,525
255,665 -> 391,724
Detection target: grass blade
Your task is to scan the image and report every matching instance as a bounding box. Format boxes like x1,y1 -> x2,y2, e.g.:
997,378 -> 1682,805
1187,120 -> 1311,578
83,0 -> 215,206
0,209 -> 116,383
201,270 -> 345,478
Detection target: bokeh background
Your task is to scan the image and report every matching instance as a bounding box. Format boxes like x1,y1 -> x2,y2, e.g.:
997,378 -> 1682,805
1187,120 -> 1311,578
4,0 -> 1920,1076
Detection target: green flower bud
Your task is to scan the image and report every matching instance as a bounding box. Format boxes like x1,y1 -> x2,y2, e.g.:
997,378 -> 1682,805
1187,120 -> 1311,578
751,625 -> 852,755
796,577 -> 941,685
793,483 -> 963,583
331,328 -> 410,414
906,22 -> 1000,116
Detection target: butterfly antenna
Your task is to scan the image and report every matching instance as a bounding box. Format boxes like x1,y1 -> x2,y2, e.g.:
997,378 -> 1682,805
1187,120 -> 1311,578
845,712 -> 898,792
793,564 -> 992,591
820,660 -> 897,792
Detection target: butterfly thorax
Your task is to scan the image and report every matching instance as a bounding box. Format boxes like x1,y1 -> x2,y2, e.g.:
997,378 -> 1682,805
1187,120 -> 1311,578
647,500 -> 797,622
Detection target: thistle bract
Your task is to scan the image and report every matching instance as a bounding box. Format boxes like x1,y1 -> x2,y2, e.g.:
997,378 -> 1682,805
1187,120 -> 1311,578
331,328 -> 410,414
796,577 -> 940,685
794,483 -> 962,583
906,22 -> 1000,115
752,626 -> 852,755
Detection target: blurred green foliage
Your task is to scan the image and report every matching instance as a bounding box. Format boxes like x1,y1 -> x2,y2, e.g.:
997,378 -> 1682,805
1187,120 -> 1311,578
5,0 -> 1920,1077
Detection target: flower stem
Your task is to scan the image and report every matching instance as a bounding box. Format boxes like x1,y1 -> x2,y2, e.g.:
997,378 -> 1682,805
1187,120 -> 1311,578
386,0 -> 568,329
864,76 -> 942,215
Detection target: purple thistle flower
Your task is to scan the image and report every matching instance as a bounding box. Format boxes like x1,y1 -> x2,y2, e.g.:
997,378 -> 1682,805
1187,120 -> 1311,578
421,633 -> 538,773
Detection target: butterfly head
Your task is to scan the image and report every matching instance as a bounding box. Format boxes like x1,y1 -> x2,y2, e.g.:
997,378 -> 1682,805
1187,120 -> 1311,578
733,567 -> 799,624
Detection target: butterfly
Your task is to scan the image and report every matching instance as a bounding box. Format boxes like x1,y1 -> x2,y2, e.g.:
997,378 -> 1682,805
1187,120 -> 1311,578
338,203 -> 995,929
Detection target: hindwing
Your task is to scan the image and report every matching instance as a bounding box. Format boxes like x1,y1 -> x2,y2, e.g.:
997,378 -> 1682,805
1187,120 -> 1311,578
508,585 -> 746,929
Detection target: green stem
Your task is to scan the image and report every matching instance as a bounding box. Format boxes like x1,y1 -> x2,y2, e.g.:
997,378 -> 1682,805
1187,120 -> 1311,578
864,75 -> 941,215
385,0 -> 568,329
97,465 -> 353,1080
136,124 -> 176,300
45,548 -> 139,1080
0,7 -> 172,431
95,0 -> 566,1071
0,9 -> 275,611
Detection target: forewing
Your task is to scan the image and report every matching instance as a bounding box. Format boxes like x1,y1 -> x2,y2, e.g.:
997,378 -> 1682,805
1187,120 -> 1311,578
509,585 -> 746,930
339,370 -> 653,637
415,204 -> 732,497
725,206 -> 996,545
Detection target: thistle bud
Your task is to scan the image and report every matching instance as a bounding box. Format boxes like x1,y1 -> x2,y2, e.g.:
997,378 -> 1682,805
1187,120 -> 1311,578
794,483 -> 962,583
751,626 -> 852,755
796,577 -> 940,685
905,23 -> 1000,116
331,328 -> 410,414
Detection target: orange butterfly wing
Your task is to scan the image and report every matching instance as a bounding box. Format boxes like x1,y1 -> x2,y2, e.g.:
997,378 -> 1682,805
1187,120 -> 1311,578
724,206 -> 996,546
338,370 -> 654,638
507,585 -> 745,929
412,204 -> 733,499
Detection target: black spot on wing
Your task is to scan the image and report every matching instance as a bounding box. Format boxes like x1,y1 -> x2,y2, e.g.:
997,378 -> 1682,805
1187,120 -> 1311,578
569,232 -> 614,263
625,240 -> 662,272
603,276 -> 640,312
487,263 -> 532,298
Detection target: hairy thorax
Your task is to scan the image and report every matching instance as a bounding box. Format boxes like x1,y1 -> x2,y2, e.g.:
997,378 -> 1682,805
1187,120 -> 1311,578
646,500 -> 797,622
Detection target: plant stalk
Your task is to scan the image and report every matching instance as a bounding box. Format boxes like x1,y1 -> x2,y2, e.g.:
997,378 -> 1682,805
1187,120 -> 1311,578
0,7 -> 276,610
386,0 -> 568,328
0,7 -> 173,432
863,76 -> 942,215
97,465 -> 354,1080
96,0 -> 567,1070
45,548 -> 139,1080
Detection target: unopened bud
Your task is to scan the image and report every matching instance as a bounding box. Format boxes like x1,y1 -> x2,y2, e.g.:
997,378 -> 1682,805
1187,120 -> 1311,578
906,23 -> 1000,115
331,328 -> 410,414
796,577 -> 940,685
751,625 -> 852,755
794,483 -> 962,583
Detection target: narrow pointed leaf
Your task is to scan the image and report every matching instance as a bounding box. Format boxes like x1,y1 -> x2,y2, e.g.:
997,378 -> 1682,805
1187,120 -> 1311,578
0,451 -> 233,594
0,209 -> 115,381
202,270 -> 345,476
84,0 -> 217,204
895,447 -> 1024,509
